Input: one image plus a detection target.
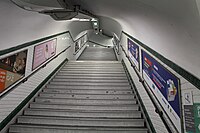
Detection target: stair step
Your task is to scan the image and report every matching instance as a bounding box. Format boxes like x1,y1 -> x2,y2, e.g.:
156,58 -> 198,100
17,116 -> 145,127
54,75 -> 128,80
60,70 -> 124,73
49,82 -> 130,86
39,93 -> 134,100
46,85 -> 131,90
66,61 -> 121,65
24,108 -> 142,118
62,67 -> 123,70
58,71 -> 125,74
8,61 -> 148,133
30,102 -> 139,111
34,97 -> 136,105
63,67 -> 124,70
51,79 -> 129,83
66,63 -> 122,66
57,73 -> 127,77
10,124 -> 148,133
68,61 -> 121,63
42,88 -> 133,95
64,66 -> 123,69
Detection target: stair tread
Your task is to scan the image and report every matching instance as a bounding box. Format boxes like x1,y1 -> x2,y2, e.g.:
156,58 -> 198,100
24,109 -> 141,119
10,124 -> 148,130
42,90 -> 133,95
46,85 -> 131,89
18,115 -> 144,122
40,92 -> 133,95
8,61 -> 148,133
30,102 -> 138,106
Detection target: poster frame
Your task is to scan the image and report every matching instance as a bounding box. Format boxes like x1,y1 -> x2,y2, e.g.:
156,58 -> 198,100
127,38 -> 140,71
141,49 -> 183,133
32,38 -> 57,71
0,49 -> 28,96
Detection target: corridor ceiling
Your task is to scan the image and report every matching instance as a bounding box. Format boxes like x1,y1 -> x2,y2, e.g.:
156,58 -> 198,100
72,0 -> 200,42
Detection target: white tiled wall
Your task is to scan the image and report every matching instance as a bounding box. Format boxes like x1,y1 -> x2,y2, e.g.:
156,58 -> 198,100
0,32 -> 88,125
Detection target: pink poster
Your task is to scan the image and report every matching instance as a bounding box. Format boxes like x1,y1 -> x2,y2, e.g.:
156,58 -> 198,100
32,39 -> 57,70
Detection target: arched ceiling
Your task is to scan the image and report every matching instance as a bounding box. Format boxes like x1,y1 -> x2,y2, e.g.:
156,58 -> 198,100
72,0 -> 200,43
70,0 -> 200,78
73,0 -> 199,22
9,0 -> 200,78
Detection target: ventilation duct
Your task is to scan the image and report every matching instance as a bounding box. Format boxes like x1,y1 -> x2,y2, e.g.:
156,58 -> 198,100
40,9 -> 78,20
11,0 -> 97,21
57,0 -> 73,9
11,0 -> 64,12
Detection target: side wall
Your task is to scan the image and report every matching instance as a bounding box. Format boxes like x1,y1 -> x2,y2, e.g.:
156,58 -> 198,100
0,31 -> 89,130
0,0 -> 92,51
0,0 -> 91,130
114,32 -> 200,133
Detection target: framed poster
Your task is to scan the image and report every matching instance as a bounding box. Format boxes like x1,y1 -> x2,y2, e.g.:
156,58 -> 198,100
141,50 -> 181,132
0,50 -> 28,94
32,39 -> 57,70
128,38 -> 140,71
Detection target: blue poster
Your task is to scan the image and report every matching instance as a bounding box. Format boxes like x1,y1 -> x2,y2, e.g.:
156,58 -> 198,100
142,50 -> 181,132
128,38 -> 140,70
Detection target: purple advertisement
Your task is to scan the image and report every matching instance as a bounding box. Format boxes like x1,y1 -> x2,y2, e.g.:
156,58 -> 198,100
128,38 -> 140,70
142,50 -> 181,132
32,39 -> 57,70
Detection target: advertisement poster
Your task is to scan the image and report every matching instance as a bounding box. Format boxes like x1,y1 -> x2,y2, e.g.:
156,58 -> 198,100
32,39 -> 57,70
128,38 -> 140,70
142,50 -> 181,132
0,50 -> 27,94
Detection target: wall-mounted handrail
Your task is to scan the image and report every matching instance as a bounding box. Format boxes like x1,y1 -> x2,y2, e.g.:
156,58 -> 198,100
73,41 -> 88,55
73,33 -> 89,55
121,31 -> 200,91
0,30 -> 90,99
121,60 -> 156,133
120,45 -> 173,133
113,43 -> 120,55
0,30 -> 88,56
0,57 -> 68,131
88,40 -> 108,48
0,45 -> 71,99
0,30 -> 90,131
0,31 -> 69,56
73,33 -> 88,43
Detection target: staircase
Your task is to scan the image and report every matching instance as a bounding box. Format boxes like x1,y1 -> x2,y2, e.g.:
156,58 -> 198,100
9,61 -> 148,133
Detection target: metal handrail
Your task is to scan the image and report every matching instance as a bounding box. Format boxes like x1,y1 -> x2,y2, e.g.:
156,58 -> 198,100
120,45 -> 173,133
121,60 -> 156,133
0,45 -> 71,99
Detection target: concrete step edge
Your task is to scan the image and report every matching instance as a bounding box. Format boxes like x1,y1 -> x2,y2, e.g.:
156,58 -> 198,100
10,124 -> 148,131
